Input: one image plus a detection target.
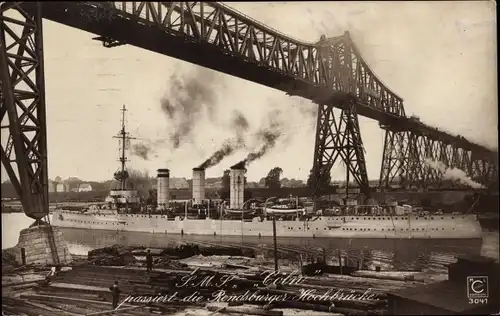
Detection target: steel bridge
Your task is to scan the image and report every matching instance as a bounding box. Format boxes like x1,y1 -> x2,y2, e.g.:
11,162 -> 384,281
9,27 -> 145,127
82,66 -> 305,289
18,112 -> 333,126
1,2 -> 497,220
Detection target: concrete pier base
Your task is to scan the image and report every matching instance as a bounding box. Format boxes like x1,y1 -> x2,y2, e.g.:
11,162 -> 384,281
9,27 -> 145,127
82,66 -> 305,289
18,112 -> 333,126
13,225 -> 72,266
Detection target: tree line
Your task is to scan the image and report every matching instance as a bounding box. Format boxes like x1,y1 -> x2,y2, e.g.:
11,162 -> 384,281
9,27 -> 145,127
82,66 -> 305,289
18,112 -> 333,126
220,167 -> 331,191
1,167 -> 333,200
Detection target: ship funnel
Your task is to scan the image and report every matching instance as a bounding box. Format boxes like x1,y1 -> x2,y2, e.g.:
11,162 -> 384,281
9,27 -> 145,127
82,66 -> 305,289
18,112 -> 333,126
229,165 -> 246,209
157,169 -> 170,210
192,167 -> 206,205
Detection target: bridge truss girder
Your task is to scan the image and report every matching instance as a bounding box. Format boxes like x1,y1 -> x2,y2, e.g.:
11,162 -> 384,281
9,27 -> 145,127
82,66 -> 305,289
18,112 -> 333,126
74,1 -> 406,117
1,2 -> 49,220
312,102 -> 369,197
380,129 -> 498,190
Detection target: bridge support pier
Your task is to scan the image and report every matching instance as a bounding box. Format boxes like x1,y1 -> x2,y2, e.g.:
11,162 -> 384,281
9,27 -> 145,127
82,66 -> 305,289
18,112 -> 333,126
380,129 -> 439,190
312,101 -> 369,198
12,223 -> 72,266
379,130 -> 409,190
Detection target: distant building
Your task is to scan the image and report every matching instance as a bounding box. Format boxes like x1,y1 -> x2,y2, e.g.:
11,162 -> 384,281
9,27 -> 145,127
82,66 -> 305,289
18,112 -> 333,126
331,180 -> 345,186
55,183 -> 69,192
48,180 -> 56,193
78,183 -> 93,192
205,179 -> 223,189
245,182 -> 259,189
169,177 -> 189,189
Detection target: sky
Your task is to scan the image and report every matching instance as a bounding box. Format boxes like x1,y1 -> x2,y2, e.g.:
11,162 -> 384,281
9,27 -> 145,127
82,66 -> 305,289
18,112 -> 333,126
0,1 -> 497,183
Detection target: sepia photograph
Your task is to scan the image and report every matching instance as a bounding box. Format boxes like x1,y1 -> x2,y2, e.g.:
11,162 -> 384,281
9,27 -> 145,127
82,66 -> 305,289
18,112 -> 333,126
1,1 -> 498,315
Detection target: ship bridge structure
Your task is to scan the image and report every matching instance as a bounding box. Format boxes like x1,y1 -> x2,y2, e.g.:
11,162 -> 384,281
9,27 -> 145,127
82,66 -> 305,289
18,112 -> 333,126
1,2 -> 498,220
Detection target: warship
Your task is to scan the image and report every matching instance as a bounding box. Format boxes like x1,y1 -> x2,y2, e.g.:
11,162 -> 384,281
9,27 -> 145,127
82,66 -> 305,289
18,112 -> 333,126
51,106 -> 483,240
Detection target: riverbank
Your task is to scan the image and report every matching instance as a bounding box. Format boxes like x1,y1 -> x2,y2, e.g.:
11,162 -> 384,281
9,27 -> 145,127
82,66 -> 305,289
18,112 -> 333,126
2,242 -> 449,316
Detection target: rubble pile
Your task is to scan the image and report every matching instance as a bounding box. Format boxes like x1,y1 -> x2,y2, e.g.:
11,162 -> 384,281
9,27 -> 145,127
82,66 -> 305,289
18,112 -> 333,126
87,244 -> 137,266
153,257 -> 189,269
158,243 -> 255,259
159,243 -> 201,259
2,248 -> 17,266
199,245 -> 255,257
178,254 -> 254,269
2,248 -> 19,273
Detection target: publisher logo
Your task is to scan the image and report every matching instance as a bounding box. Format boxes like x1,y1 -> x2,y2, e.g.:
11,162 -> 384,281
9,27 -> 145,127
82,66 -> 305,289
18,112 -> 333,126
467,276 -> 488,299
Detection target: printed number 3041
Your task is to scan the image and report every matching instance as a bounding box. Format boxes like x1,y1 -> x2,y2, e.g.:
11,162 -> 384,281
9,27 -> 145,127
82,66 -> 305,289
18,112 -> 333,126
469,298 -> 488,305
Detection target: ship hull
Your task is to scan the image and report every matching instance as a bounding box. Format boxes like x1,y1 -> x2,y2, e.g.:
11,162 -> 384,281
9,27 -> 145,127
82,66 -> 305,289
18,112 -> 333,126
52,210 -> 482,239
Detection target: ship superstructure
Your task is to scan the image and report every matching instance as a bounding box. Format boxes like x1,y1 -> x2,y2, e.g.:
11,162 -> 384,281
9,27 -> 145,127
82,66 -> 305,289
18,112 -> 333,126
51,106 -> 483,240
87,105 -> 141,215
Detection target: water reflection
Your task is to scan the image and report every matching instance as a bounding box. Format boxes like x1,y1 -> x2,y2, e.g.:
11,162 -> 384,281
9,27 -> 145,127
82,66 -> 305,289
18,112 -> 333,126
60,228 -> 482,272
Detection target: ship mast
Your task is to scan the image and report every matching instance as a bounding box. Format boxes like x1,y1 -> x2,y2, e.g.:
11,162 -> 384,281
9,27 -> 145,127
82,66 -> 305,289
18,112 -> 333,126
113,105 -> 135,190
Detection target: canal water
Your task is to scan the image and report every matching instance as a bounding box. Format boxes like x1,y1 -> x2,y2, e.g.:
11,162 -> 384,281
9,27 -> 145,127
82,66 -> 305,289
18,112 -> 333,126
2,213 -> 498,272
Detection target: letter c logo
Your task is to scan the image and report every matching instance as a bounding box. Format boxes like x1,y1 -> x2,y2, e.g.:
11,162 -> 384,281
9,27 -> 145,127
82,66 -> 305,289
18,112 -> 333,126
471,280 -> 484,294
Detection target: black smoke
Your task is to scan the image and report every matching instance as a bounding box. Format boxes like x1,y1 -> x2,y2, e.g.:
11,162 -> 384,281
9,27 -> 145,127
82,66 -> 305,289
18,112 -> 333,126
131,143 -> 151,160
198,110 -> 250,169
160,68 -> 221,149
231,109 -> 284,169
231,110 -> 250,139
198,140 -> 244,169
